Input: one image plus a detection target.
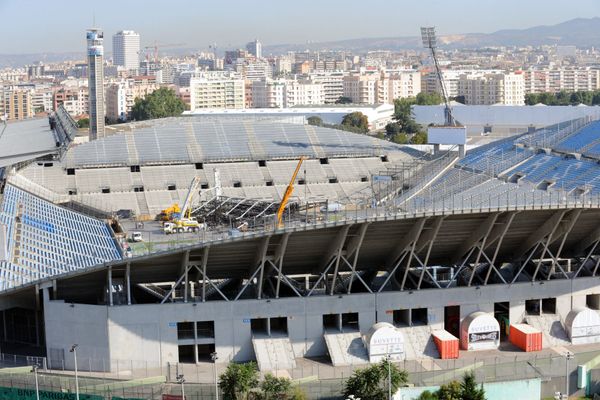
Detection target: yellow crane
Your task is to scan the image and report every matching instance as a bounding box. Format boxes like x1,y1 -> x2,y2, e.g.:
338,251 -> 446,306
276,156 -> 306,228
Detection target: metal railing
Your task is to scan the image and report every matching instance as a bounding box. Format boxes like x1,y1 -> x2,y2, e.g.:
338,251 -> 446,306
0,348 -> 596,399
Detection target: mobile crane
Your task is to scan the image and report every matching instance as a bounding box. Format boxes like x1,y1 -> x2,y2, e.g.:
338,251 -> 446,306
276,156 -> 306,228
163,177 -> 206,234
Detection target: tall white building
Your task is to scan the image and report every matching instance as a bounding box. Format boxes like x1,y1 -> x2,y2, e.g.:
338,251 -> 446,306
246,39 -> 262,59
113,30 -> 140,73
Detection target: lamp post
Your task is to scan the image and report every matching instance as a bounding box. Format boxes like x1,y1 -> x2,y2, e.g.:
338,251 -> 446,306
176,374 -> 185,400
210,351 -> 219,400
565,351 -> 574,399
69,344 -> 79,400
31,365 -> 40,400
386,353 -> 392,400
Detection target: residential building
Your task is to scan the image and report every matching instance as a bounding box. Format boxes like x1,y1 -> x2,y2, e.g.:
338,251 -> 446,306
189,73 -> 245,109
53,87 -> 89,116
113,31 -> 141,73
421,69 -> 501,98
522,67 -> 600,93
284,80 -> 324,107
251,79 -> 286,108
458,72 -> 525,105
105,77 -> 160,122
308,72 -> 347,104
244,61 -> 272,81
87,28 -> 105,140
378,71 -> 422,103
342,74 -> 379,104
1,87 -> 33,120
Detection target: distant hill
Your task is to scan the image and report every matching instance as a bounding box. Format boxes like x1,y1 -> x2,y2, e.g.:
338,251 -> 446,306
0,52 -> 84,68
263,17 -> 600,54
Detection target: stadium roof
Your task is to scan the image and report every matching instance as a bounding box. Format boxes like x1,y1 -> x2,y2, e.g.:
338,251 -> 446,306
0,118 -> 58,168
64,118 -> 410,168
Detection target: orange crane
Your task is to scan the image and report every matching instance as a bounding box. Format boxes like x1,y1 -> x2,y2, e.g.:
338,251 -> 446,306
143,42 -> 186,62
276,156 -> 306,228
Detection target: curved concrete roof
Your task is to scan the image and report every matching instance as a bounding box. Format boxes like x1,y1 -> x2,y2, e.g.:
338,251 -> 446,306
64,118 -> 415,168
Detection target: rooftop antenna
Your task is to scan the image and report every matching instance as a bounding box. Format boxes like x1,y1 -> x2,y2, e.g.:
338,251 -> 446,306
421,27 -> 455,126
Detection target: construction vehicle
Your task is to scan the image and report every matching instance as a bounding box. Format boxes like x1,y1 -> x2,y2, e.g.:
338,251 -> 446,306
163,218 -> 205,234
276,156 -> 306,228
157,203 -> 181,221
163,177 -> 204,234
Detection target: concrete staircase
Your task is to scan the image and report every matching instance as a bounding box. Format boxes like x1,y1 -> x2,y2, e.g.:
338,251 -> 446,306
397,325 -> 438,360
252,335 -> 296,371
323,330 -> 369,366
525,315 -> 570,347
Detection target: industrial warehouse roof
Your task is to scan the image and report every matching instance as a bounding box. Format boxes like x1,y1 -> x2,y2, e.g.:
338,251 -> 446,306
0,118 -> 59,168
64,118 -> 409,168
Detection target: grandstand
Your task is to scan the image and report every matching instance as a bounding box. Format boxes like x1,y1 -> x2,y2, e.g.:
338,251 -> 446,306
15,117 -> 420,216
5,110 -> 600,381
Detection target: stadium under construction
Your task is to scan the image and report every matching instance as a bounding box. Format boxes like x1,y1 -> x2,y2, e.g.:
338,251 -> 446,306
3,106 -> 600,377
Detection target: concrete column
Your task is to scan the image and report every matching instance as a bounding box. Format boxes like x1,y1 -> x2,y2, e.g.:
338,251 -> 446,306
509,301 -> 526,325
126,263 -> 131,306
193,321 -> 199,363
107,267 -> 113,306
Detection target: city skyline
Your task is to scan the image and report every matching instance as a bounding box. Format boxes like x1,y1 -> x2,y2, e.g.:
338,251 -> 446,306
1,0 -> 600,54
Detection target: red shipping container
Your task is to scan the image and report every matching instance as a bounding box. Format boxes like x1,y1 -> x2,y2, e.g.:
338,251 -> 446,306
510,323 -> 542,352
432,329 -> 459,359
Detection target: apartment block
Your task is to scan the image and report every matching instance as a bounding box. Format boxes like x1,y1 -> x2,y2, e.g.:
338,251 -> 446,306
458,72 -> 525,105
189,74 -> 245,109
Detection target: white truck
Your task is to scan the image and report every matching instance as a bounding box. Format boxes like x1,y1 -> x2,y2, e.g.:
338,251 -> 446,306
163,218 -> 205,234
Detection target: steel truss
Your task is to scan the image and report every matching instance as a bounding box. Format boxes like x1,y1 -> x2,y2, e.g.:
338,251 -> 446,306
111,209 -> 600,304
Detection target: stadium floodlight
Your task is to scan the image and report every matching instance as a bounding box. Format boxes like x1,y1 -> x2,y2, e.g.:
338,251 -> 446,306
421,27 -> 437,49
420,26 -> 455,126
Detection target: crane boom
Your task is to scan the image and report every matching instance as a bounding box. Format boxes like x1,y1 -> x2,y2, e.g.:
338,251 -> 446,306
181,177 -> 202,218
276,157 -> 306,228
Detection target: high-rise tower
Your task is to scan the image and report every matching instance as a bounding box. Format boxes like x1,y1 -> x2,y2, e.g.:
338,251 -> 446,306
113,30 -> 140,73
87,28 -> 105,141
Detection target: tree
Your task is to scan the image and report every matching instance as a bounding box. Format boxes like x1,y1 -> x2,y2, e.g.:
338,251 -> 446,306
219,362 -> 259,400
307,116 -> 323,126
343,359 -> 408,400
415,92 -> 443,105
436,380 -> 462,400
260,374 -> 292,400
411,131 -> 428,144
335,96 -> 353,104
341,112 -> 369,133
417,390 -> 438,400
390,133 -> 408,144
393,98 -> 422,135
130,87 -> 186,121
460,372 -> 485,400
77,118 -> 89,129
385,122 -> 402,136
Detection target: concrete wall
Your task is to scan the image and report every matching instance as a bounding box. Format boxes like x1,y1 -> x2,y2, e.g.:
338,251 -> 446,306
44,297 -> 110,370
44,277 -> 600,370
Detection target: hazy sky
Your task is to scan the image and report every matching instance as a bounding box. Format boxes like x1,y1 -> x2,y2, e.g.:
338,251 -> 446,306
1,0 -> 600,54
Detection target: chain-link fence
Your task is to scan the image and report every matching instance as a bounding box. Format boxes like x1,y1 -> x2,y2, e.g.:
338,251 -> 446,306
1,347 -> 599,399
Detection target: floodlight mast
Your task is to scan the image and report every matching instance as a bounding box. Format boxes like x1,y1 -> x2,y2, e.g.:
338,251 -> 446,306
421,27 -> 455,126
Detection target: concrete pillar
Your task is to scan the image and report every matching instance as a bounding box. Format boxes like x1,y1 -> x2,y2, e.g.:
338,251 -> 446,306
509,300 -> 526,324
556,294 -> 572,320
428,307 -> 444,330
